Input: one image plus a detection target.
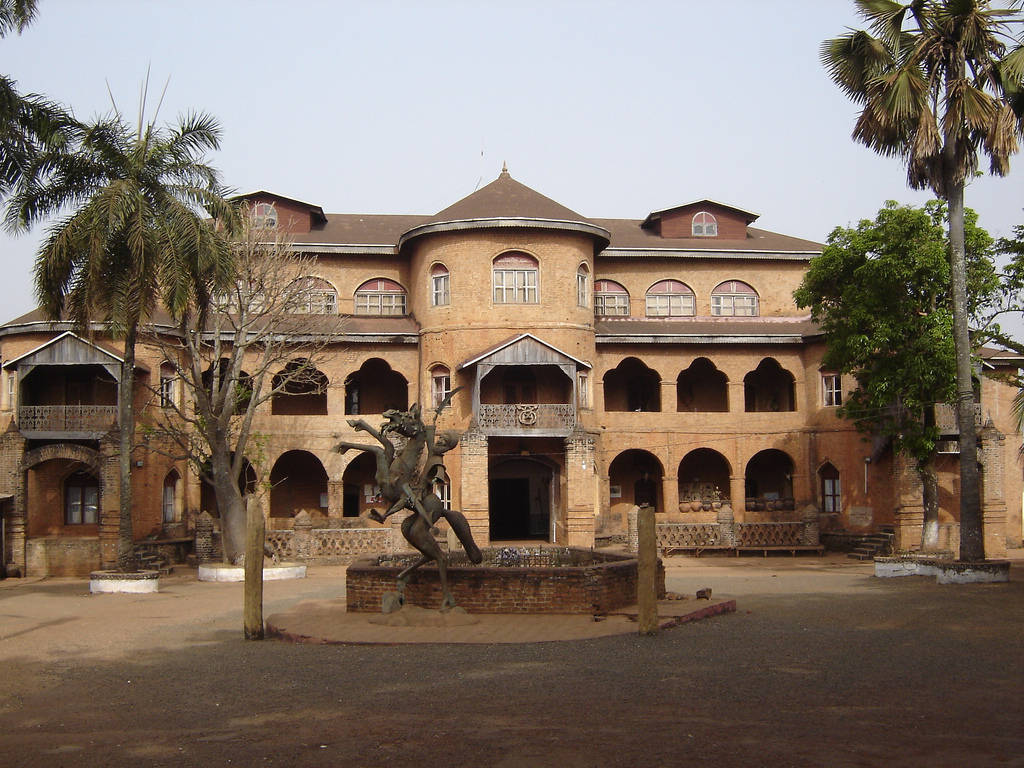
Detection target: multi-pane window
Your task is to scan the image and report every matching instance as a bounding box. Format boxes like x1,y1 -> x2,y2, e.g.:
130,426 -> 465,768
355,278 -> 407,315
594,280 -> 630,316
6,370 -> 15,409
821,464 -> 841,514
430,264 -> 450,307
253,202 -> 278,229
645,280 -> 695,317
576,264 -> 590,307
163,472 -> 178,523
822,373 -> 842,407
159,374 -> 176,409
577,372 -> 590,408
291,276 -> 337,315
65,472 -> 99,525
692,211 -> 718,236
493,252 -> 539,304
431,366 -> 452,409
711,280 -> 759,316
434,479 -> 451,511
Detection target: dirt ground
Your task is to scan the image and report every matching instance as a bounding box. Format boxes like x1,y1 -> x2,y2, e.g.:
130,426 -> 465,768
1,553 -> 1022,767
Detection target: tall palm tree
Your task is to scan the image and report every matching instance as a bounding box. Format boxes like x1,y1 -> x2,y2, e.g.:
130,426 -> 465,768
4,110 -> 237,570
822,0 -> 1024,561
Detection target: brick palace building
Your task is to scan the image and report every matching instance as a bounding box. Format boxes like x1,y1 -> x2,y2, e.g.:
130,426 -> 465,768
1,167 -> 1020,576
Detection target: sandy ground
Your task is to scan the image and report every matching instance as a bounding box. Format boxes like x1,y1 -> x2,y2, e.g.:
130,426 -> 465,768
1,553 -> 1022,767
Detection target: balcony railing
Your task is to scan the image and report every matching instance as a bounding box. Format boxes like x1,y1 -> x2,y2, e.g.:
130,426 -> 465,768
934,403 -> 984,435
18,405 -> 118,434
477,403 -> 576,435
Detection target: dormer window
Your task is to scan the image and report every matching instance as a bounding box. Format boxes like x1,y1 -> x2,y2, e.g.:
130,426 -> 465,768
355,278 -> 407,315
645,280 -> 695,317
253,202 -> 278,229
692,211 -> 717,237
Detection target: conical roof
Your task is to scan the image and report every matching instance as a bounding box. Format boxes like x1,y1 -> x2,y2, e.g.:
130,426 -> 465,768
399,165 -> 609,248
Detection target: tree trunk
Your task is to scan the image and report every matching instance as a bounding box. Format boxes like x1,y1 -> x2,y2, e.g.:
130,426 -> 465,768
946,178 -> 984,562
116,328 -> 137,572
211,448 -> 246,564
243,495 -> 265,641
919,459 -> 940,552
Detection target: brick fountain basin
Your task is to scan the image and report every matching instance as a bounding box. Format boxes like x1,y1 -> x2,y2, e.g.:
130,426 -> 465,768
346,546 -> 664,614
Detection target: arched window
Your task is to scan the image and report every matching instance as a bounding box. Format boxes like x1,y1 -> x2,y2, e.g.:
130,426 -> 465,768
819,463 -> 841,515
594,280 -> 630,316
692,211 -> 717,236
430,264 -> 450,307
645,280 -> 695,317
289,276 -> 337,315
159,361 -> 177,409
576,264 -> 590,307
431,365 -> 452,408
355,278 -> 407,315
253,202 -> 277,229
163,470 -> 181,523
492,252 -> 538,304
65,471 -> 99,525
711,280 -> 759,316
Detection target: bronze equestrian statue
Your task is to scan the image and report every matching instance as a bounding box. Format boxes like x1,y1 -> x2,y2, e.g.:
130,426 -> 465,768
334,396 -> 481,609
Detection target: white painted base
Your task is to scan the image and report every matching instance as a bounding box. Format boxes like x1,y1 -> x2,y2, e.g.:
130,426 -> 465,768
197,562 -> 307,582
89,570 -> 160,594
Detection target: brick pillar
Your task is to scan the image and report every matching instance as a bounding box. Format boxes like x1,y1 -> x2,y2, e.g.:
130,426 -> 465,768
980,421 -> 1008,559
801,504 -> 820,546
627,506 -> 639,554
292,510 -> 312,561
893,453 -> 923,552
459,427 -> 490,548
1,429 -> 26,575
659,380 -> 675,413
326,480 -> 344,520
564,431 -> 597,547
195,511 -> 216,563
728,474 -> 745,522
662,471 -> 679,518
717,503 -> 736,546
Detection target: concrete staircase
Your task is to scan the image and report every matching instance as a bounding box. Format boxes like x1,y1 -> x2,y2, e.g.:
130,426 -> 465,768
847,530 -> 895,561
134,547 -> 174,575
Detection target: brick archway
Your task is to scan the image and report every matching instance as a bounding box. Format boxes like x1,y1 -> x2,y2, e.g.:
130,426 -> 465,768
21,443 -> 101,472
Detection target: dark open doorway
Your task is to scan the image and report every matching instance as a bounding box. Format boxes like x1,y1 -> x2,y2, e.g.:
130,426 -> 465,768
489,459 -> 551,541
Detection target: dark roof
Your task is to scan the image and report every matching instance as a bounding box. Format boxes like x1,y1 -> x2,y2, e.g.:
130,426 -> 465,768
291,214 -> 427,247
593,220 -> 823,254
641,199 -> 760,227
430,167 -> 593,224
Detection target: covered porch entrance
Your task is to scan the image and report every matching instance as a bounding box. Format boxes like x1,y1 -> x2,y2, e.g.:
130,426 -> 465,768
487,438 -> 563,542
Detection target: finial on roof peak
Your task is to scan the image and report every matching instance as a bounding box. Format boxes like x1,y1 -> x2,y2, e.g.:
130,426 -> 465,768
501,161 -> 509,176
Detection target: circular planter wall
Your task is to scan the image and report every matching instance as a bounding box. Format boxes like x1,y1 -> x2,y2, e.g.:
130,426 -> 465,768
197,562 -> 307,582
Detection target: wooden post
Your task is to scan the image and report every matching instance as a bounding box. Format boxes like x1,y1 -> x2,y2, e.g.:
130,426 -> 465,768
243,495 -> 265,641
637,503 -> 658,636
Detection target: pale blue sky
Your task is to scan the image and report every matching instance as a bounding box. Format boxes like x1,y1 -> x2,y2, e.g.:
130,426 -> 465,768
3,0 -> 1022,323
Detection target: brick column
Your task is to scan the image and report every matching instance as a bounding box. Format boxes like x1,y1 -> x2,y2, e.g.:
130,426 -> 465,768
564,431 -> 597,547
1,430 -> 26,575
729,474 -> 746,522
980,421 -> 1008,559
98,435 -> 120,569
717,503 -> 736,547
893,453 -> 924,552
326,480 -> 344,520
627,506 -> 639,554
459,427 -> 490,548
661,472 -> 679,517
801,504 -> 820,546
292,510 -> 313,561
659,380 -> 675,413
195,511 -> 216,563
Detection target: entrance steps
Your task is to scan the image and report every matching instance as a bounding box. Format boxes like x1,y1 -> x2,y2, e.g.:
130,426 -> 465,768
847,530 -> 895,561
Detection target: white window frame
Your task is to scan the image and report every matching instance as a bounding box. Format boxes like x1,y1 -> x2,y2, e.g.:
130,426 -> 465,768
65,474 -> 98,525
431,369 -> 452,409
163,477 -> 177,523
434,479 -> 451,511
6,370 -> 15,410
692,211 -> 718,237
823,475 -> 841,514
355,279 -> 407,316
577,265 -> 590,307
645,280 -> 695,317
431,269 -> 450,307
594,281 -> 630,316
253,202 -> 278,229
159,375 -> 176,409
493,267 -> 538,304
711,282 -> 759,317
822,373 -> 842,407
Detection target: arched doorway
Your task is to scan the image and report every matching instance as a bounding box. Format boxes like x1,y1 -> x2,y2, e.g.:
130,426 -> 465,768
678,448 -> 732,507
489,456 -> 555,541
342,451 -> 379,518
745,449 -> 795,514
607,450 -> 664,532
269,450 -> 328,520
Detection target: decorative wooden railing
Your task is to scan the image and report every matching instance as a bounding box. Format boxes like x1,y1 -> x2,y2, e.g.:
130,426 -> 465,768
476,403 -> 576,434
18,405 -> 118,433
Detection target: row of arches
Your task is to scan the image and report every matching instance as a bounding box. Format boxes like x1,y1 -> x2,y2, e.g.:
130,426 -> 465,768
605,357 -> 796,413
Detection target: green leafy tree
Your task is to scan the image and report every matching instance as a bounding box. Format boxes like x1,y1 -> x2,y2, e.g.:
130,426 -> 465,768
796,201 -> 997,550
4,109 -> 237,570
0,0 -> 78,198
822,0 -> 1024,561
